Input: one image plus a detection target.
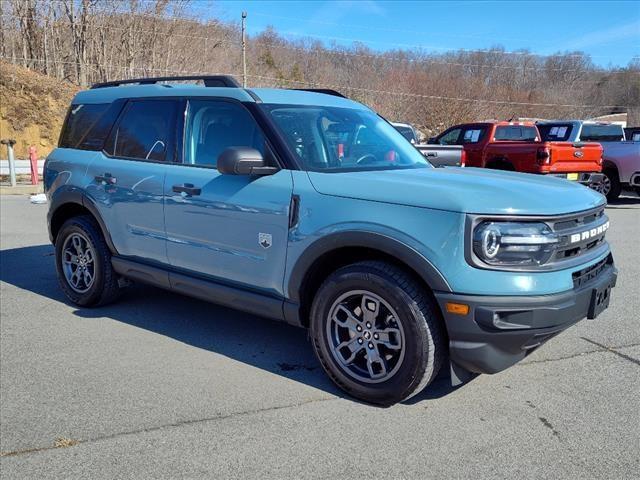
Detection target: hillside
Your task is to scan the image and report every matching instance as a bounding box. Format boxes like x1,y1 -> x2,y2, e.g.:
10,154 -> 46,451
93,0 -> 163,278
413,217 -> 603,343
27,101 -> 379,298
0,61 -> 79,159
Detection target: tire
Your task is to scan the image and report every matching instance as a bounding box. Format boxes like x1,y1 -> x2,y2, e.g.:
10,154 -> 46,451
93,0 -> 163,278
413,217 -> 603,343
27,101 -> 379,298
55,215 -> 121,307
602,168 -> 621,202
309,261 -> 446,406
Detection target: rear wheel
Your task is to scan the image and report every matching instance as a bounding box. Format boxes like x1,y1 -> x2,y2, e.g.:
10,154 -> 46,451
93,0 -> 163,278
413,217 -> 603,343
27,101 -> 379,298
310,261 -> 446,405
55,215 -> 121,307
601,169 -> 621,202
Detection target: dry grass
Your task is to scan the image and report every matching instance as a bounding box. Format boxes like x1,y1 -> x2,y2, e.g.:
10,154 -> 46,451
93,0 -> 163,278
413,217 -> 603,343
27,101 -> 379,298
0,61 -> 79,158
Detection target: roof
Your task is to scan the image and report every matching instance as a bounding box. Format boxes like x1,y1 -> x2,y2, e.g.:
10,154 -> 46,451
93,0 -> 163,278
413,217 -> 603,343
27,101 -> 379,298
537,119 -> 624,126
72,84 -> 368,110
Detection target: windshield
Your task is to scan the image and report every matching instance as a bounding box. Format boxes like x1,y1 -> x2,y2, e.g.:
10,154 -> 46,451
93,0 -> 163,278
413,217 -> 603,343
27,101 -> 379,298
580,124 -> 624,142
261,104 -> 431,172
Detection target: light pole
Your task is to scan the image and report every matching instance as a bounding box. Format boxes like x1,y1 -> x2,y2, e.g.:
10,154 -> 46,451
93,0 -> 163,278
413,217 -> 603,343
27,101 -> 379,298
241,11 -> 247,88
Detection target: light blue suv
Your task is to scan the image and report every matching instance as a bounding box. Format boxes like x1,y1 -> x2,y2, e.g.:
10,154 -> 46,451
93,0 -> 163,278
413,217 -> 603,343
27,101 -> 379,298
45,76 -> 617,405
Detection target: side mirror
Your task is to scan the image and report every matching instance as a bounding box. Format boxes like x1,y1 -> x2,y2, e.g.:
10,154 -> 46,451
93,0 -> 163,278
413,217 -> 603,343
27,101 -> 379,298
217,147 -> 278,176
427,137 -> 437,144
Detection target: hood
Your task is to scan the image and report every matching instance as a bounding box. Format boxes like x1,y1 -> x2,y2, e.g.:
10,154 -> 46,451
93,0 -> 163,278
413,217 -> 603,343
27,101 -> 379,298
307,167 -> 605,215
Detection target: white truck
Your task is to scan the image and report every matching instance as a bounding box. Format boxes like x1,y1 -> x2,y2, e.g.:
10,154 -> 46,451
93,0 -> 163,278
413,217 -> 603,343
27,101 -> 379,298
537,121 -> 640,201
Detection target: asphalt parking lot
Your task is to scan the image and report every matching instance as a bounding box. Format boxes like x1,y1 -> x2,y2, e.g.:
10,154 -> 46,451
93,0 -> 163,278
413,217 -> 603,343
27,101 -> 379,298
1,193 -> 639,479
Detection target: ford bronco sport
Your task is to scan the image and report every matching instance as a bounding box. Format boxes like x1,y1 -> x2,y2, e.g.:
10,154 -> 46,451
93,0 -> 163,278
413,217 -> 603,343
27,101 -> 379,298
45,76 -> 617,405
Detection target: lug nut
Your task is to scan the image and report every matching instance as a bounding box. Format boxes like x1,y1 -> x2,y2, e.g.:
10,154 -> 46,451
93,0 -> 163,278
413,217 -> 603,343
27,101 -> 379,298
356,325 -> 362,332
374,333 -> 379,340
358,338 -> 363,344
368,342 -> 374,349
366,322 -> 372,329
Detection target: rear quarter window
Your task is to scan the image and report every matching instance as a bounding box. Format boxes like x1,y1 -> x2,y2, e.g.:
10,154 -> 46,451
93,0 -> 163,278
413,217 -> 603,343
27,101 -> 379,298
59,104 -> 110,149
494,126 -> 539,141
580,124 -> 624,142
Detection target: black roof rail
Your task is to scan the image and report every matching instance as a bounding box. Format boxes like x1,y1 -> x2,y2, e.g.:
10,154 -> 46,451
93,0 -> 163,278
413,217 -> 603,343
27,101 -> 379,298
292,88 -> 346,98
91,75 -> 241,89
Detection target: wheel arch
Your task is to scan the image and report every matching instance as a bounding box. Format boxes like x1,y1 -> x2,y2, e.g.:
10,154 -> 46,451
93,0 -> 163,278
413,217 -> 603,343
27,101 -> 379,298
602,159 -> 619,175
287,231 -> 451,327
48,191 -> 117,254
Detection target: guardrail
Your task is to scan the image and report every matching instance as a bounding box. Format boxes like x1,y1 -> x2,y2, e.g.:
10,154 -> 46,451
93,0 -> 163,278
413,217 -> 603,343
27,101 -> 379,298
0,159 -> 45,175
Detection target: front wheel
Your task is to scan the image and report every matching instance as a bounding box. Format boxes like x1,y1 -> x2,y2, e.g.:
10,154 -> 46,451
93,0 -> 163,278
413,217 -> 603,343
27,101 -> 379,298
310,261 -> 446,405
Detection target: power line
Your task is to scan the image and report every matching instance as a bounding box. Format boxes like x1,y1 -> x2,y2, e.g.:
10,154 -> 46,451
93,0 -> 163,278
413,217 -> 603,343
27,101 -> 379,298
246,73 -> 633,110
2,55 -> 632,110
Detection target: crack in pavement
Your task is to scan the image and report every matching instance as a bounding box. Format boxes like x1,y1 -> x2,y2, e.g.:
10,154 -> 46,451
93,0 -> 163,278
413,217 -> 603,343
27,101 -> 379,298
580,338 -> 640,366
2,341 -> 637,459
0,395 -> 337,459
517,341 -> 639,366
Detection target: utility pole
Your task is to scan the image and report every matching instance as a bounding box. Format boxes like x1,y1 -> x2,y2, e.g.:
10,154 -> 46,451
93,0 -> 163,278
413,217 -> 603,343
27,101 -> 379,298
241,11 -> 247,87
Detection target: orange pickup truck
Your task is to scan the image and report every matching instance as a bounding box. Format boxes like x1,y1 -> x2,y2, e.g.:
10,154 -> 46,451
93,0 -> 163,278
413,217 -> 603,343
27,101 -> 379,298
428,121 -> 604,190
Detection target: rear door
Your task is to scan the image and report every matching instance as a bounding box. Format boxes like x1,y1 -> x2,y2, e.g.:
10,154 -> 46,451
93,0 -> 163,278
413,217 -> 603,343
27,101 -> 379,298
163,99 -> 293,297
86,98 -> 180,263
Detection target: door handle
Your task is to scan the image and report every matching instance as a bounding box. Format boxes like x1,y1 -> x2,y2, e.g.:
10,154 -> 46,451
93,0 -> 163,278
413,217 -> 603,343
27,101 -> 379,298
95,173 -> 116,185
172,183 -> 201,196
426,152 -> 437,157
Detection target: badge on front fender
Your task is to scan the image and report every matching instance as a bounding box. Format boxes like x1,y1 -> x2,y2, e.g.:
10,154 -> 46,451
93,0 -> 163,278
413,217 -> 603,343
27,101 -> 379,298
259,232 -> 272,249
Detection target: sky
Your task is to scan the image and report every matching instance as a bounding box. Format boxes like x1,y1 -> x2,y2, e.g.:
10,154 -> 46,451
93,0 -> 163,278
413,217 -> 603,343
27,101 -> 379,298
208,0 -> 640,68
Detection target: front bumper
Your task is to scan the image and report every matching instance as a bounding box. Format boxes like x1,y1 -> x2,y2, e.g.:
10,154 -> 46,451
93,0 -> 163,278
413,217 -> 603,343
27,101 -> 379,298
434,256 -> 617,377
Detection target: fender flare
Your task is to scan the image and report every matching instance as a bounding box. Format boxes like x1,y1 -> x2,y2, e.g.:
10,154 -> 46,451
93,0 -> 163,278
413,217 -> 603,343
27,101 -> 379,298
48,188 -> 118,254
287,230 -> 452,303
602,159 -> 618,173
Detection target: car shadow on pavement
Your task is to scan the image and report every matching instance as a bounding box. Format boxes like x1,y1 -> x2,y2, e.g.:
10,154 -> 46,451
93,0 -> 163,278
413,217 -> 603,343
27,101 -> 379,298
0,244 -> 458,405
606,194 -> 640,208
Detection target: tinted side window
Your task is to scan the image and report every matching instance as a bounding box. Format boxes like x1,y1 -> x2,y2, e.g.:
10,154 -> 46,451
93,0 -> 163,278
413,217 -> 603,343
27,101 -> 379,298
494,126 -> 538,141
77,100 -> 125,151
185,100 -> 265,168
580,124 -> 624,142
108,100 -> 178,161
438,128 -> 461,145
59,104 -> 109,149
461,128 -> 485,144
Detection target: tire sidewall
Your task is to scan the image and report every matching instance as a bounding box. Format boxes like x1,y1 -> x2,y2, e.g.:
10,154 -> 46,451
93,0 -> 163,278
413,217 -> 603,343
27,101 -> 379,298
310,266 -> 433,405
603,169 -> 621,201
55,219 -> 106,306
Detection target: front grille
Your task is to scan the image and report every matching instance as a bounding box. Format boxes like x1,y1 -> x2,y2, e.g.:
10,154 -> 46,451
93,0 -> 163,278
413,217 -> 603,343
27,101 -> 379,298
572,254 -> 611,289
548,206 -> 608,262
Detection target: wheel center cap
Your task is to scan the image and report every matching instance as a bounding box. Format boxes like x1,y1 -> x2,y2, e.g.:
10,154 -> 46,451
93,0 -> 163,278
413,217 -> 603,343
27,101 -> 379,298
363,331 -> 372,340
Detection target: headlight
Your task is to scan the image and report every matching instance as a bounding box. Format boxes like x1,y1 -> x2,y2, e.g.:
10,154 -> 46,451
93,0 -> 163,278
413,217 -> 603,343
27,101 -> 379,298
472,222 -> 559,267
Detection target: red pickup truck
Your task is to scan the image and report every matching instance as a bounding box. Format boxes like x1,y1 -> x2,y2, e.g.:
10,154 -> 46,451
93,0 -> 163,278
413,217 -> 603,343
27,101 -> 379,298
429,121 -> 604,189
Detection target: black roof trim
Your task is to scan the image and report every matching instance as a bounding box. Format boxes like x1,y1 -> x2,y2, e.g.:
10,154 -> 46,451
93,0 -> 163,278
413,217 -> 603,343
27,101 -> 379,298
244,89 -> 263,102
91,75 -> 241,89
291,88 -> 346,98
